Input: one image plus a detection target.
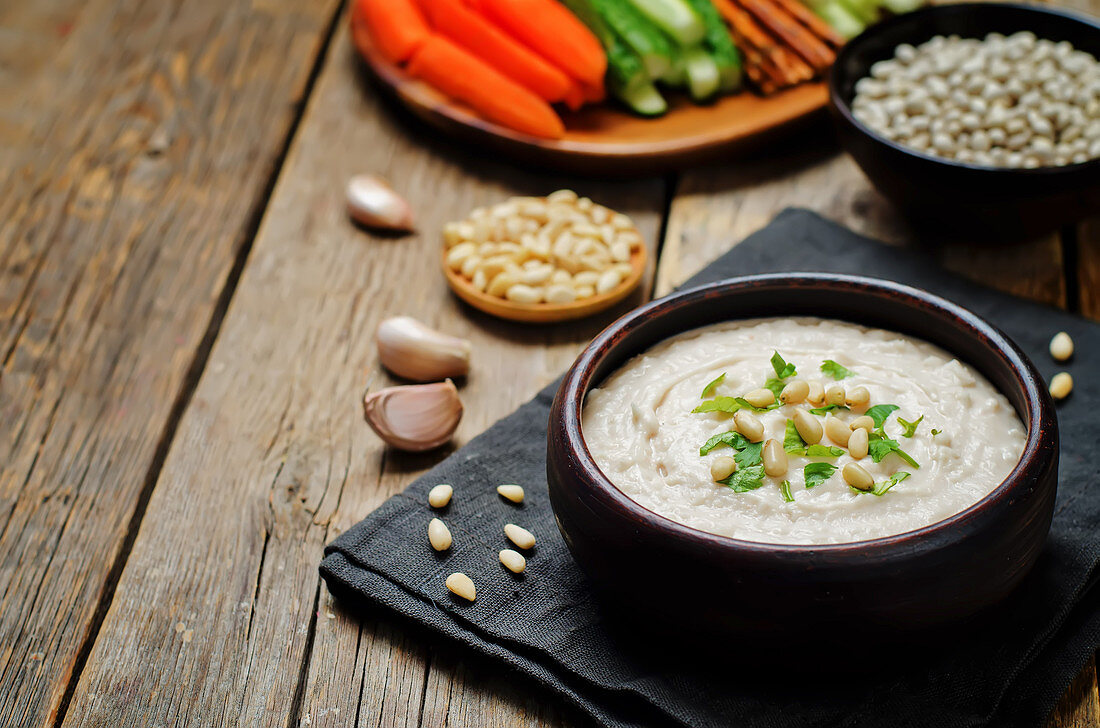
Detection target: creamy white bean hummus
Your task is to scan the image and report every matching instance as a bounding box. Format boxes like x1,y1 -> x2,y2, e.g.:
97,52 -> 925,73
582,317 -> 1026,545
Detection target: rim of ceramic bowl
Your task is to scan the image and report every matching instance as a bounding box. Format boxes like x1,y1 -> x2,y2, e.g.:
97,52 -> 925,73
828,2 -> 1100,176
557,273 -> 1056,556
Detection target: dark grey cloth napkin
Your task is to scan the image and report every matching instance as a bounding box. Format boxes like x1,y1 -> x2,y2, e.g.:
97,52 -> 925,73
322,209 -> 1100,728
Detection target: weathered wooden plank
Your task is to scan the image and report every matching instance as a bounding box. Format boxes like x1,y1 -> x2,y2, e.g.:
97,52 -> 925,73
0,0 -> 342,725
60,16 -> 665,727
1077,217 -> 1100,319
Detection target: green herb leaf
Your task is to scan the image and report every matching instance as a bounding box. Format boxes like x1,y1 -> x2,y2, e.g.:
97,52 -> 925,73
809,404 -> 849,416
779,480 -> 794,503
692,396 -> 743,414
868,433 -> 920,468
770,351 -> 797,379
820,359 -> 855,380
804,462 -> 838,489
806,444 -> 845,458
897,414 -> 924,438
871,471 -> 911,496
783,420 -> 807,454
719,464 -> 767,492
699,430 -> 751,455
931,428 -> 942,437
701,372 -> 726,398
735,442 -> 763,468
733,397 -> 780,413
764,377 -> 787,399
865,404 -> 900,428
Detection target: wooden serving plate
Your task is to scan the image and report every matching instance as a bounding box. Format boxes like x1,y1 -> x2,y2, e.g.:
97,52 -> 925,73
356,32 -> 829,174
442,243 -> 647,324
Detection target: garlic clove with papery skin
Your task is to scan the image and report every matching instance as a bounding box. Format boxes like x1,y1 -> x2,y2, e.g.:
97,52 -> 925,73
363,379 -> 462,452
346,174 -> 414,231
376,317 -> 471,382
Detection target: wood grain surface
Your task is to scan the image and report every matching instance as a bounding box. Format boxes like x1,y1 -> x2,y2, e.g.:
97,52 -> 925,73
58,19 -> 664,726
1,0 -> 1098,726
0,0 -> 341,725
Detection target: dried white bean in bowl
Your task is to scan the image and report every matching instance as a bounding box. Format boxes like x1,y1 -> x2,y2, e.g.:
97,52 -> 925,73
851,32 -> 1100,168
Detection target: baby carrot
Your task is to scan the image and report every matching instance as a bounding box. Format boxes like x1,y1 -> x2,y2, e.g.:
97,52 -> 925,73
353,0 -> 431,65
419,0 -> 572,102
407,36 -> 566,139
562,80 -> 586,111
478,0 -> 607,87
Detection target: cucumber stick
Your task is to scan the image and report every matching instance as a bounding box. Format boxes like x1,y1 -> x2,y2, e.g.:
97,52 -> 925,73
562,0 -> 669,116
682,45 -> 720,100
807,0 -> 866,38
627,0 -> 706,46
682,0 -> 742,92
596,0 -> 675,80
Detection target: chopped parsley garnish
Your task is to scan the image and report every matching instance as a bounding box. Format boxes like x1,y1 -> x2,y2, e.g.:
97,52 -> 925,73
865,404 -> 900,428
809,404 -> 848,416
783,420 -> 806,453
771,351 -> 797,379
719,465 -> 767,492
872,471 -> 911,496
806,444 -> 845,458
931,428 -> 942,437
804,462 -> 837,489
764,378 -> 787,399
897,414 -> 924,438
699,430 -> 751,455
701,372 -> 725,398
779,480 -> 794,503
868,432 -> 920,468
735,442 -> 763,468
820,359 -> 855,380
693,396 -> 778,415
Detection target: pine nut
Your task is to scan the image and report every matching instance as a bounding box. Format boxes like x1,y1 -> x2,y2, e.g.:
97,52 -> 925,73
497,484 -> 525,503
848,427 -> 869,459
762,439 -> 788,477
428,518 -> 452,551
545,284 -> 576,304
547,189 -> 577,204
1049,331 -> 1074,361
1050,372 -> 1073,400
807,382 -> 826,406
574,285 -> 595,298
793,409 -> 823,444
850,415 -> 875,432
710,455 -> 737,481
428,484 -> 453,508
596,269 -> 622,295
846,386 -> 870,408
824,416 -> 852,447
780,380 -> 809,404
825,385 -> 846,406
504,523 -> 536,549
843,463 -> 874,491
743,388 -> 775,408
505,284 -> 543,304
733,411 -> 764,442
446,242 -> 477,271
446,572 -> 476,601
573,271 -> 599,287
499,549 -> 526,574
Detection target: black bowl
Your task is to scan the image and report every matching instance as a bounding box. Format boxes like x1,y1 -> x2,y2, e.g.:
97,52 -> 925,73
546,274 -> 1058,645
829,3 -> 1100,239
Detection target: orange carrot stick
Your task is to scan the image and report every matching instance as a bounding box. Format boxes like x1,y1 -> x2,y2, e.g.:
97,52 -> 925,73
418,0 -> 572,102
478,0 -> 607,87
562,80 -> 586,111
407,35 -> 565,139
352,0 -> 431,65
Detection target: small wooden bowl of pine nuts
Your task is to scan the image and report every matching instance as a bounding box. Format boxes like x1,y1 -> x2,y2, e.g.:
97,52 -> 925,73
828,3 -> 1100,239
441,190 -> 647,323
547,273 -> 1059,647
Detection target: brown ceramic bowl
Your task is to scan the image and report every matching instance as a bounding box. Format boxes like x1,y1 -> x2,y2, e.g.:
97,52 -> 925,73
547,274 -> 1058,644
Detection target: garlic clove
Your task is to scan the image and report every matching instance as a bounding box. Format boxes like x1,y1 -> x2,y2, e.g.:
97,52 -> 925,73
377,316 -> 471,382
347,174 -> 414,231
363,379 -> 463,452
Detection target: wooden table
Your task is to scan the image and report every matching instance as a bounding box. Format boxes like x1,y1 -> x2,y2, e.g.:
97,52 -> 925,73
1,0 -> 1098,725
